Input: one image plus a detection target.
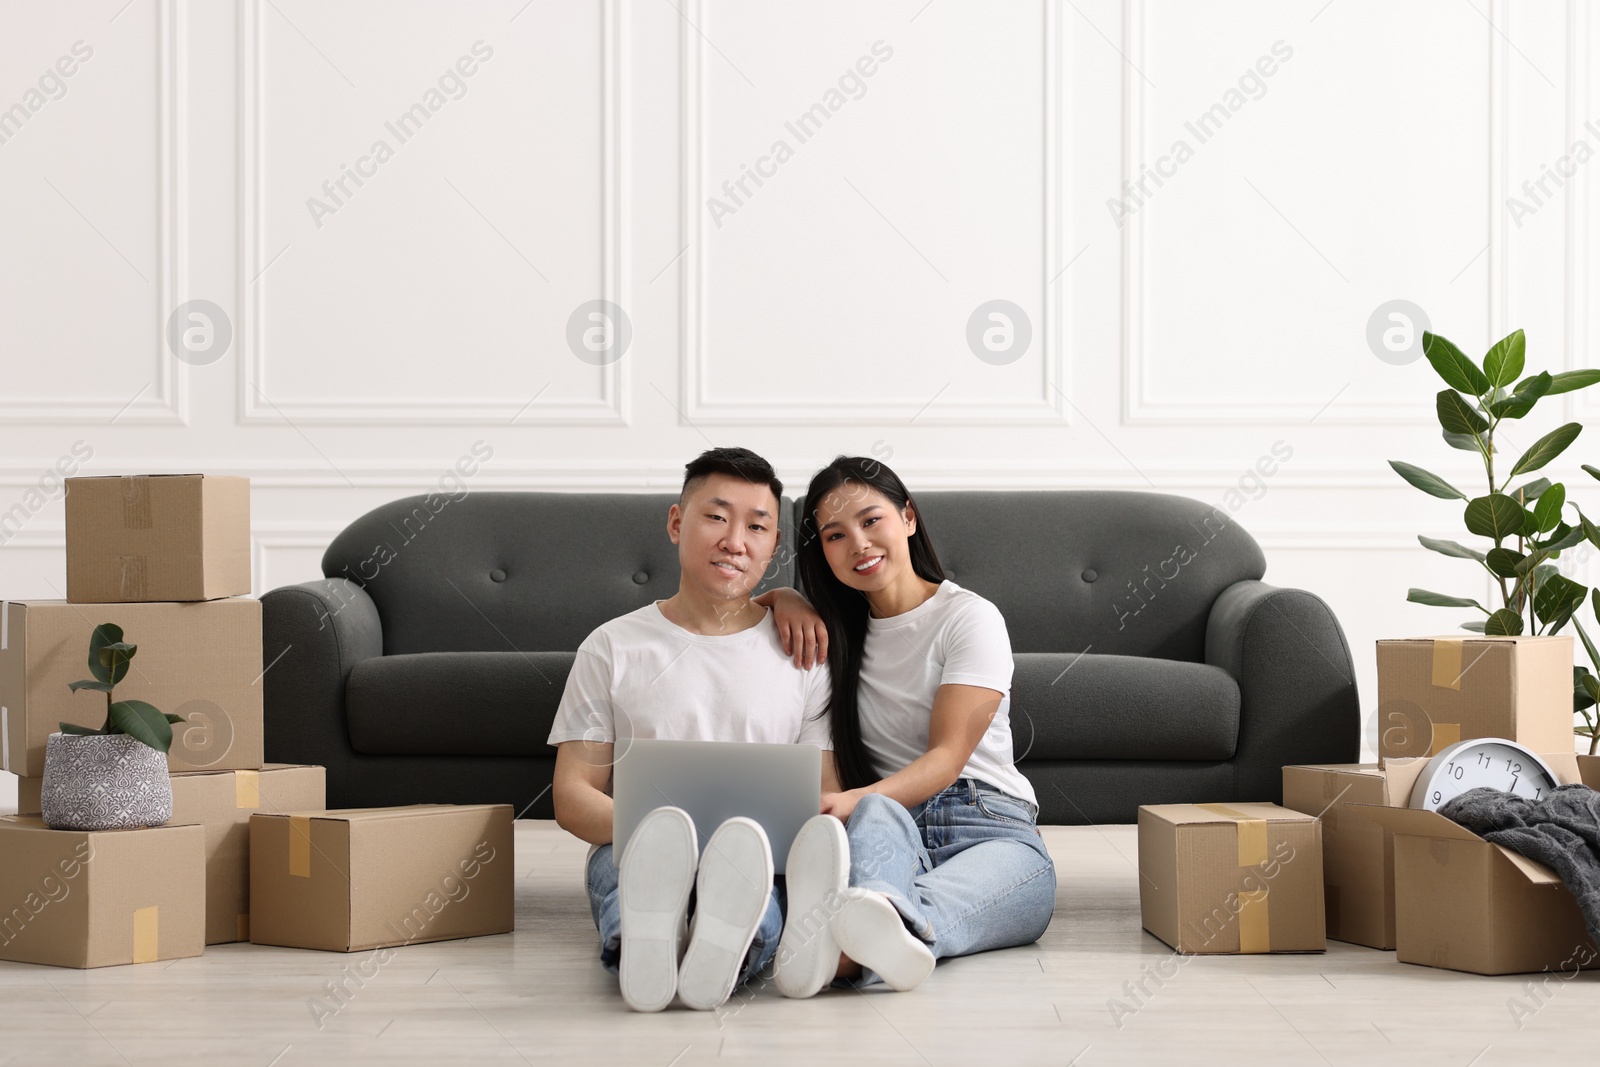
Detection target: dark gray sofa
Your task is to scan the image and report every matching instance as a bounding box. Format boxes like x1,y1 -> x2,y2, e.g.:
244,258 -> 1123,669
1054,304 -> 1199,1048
261,490 -> 1358,823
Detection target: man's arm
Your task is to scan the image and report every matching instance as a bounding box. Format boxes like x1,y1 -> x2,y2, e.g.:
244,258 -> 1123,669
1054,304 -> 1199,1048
552,740 -> 616,845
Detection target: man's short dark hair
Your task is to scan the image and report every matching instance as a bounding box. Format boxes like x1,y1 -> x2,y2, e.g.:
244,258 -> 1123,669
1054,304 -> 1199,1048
680,447 -> 783,506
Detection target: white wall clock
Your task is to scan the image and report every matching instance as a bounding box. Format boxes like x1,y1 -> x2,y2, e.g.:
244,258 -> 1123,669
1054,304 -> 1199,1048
1408,737 -> 1562,812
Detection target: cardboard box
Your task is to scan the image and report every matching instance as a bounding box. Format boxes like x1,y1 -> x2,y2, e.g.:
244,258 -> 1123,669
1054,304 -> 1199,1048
65,474 -> 250,603
1579,754 -> 1600,787
1376,635 -> 1573,759
15,766 -> 324,943
1281,763 -> 1407,949
0,598 -> 263,778
1351,750 -> 1600,975
0,815 -> 205,967
250,804 -> 514,952
1137,801 -> 1325,954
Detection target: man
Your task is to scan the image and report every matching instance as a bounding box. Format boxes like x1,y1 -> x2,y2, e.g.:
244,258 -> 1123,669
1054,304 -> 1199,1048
547,447 -> 847,1012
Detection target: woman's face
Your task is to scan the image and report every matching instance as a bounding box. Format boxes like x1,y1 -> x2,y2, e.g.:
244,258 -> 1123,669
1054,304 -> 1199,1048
813,482 -> 916,595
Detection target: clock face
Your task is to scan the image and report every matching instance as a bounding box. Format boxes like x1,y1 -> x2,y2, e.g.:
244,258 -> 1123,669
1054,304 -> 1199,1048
1408,737 -> 1563,812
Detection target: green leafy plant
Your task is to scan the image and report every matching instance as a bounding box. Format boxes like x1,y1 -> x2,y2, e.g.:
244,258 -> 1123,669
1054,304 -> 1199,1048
60,623 -> 184,753
1389,329 -> 1600,751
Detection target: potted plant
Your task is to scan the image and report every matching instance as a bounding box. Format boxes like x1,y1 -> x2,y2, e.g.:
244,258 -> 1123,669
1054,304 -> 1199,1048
1389,328 -> 1600,751
40,623 -> 186,831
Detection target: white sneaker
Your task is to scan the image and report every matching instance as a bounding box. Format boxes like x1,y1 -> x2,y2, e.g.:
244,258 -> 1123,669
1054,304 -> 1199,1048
617,806 -> 697,1012
774,815 -> 850,998
830,887 -> 936,992
677,817 -> 774,1011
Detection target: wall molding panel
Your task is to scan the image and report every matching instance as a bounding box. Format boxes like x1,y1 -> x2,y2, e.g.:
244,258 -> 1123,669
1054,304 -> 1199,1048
236,0 -> 629,426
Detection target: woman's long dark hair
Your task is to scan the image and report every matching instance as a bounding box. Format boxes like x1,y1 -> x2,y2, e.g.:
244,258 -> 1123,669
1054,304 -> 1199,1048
798,456 -> 946,790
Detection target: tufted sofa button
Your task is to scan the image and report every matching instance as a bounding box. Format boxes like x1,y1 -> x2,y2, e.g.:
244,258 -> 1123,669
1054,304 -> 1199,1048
1081,568 -> 1097,582
632,570 -> 649,585
490,568 -> 507,583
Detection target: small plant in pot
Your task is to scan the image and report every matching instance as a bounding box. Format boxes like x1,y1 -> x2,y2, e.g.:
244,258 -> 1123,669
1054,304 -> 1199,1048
40,623 -> 186,831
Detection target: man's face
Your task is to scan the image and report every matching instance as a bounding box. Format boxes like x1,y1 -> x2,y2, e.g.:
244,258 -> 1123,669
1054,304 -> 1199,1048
667,473 -> 780,601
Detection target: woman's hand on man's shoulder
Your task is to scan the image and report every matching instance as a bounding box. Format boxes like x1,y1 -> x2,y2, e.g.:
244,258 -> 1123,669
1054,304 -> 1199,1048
756,587 -> 830,669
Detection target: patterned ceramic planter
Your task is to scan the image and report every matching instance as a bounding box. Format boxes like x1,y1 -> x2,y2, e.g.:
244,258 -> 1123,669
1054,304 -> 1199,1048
40,732 -> 172,831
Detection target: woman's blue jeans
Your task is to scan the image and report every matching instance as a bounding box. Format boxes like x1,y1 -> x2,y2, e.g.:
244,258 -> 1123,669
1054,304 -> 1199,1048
843,780 -> 1056,983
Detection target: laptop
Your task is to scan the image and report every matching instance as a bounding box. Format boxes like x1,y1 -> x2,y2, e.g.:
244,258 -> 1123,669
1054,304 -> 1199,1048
611,738 -> 822,875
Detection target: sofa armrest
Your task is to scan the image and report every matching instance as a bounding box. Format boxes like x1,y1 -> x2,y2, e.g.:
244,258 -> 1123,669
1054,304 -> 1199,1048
1205,579 -> 1359,802
261,578 -> 384,795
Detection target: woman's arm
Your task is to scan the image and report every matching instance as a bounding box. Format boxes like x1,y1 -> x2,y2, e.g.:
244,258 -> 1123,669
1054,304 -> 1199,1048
820,683 -> 1001,820
752,587 -> 829,668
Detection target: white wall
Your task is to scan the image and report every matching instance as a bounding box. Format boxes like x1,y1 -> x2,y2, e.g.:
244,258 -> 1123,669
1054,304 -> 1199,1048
2,1 -> 1597,809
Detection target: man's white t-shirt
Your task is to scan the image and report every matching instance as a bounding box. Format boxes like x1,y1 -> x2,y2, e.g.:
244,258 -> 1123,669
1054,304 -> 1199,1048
858,580 -> 1036,806
546,603 -> 833,752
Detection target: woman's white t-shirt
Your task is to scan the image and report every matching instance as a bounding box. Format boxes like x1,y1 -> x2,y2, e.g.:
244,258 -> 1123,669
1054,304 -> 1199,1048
858,580 -> 1036,806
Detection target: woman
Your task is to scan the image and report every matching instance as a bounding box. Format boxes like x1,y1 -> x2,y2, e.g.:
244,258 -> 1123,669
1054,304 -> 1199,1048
770,455 -> 1056,996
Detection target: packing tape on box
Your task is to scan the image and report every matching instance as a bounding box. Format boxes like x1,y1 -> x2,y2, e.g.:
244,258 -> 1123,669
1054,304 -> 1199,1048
1197,803 -> 1272,952
1197,804 -> 1269,866
1431,637 -> 1465,690
1237,890 -> 1270,953
117,555 -> 148,600
289,815 -> 311,878
132,906 -> 159,964
236,913 -> 250,942
1,706 -> 9,770
1429,721 -> 1461,754
121,475 -> 152,529
1424,640 -> 1467,754
235,770 -> 259,809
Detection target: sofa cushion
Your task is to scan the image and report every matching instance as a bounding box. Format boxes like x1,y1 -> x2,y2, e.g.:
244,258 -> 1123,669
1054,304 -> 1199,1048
346,652 -> 571,756
1010,652 -> 1239,761
800,490 -> 1267,663
324,493 -> 796,656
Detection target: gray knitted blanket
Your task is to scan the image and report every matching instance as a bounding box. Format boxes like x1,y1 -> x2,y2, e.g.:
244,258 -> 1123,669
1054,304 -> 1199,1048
1437,784 -> 1600,947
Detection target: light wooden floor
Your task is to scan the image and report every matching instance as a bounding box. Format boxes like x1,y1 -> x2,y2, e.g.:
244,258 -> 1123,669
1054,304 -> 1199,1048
0,819 -> 1594,1066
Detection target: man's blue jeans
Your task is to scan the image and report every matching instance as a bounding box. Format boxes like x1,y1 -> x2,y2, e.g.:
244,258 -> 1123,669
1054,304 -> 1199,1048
585,842 -> 785,986
843,780 -> 1056,983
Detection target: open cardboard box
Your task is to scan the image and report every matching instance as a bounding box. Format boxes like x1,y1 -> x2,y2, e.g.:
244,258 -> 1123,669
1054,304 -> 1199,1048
1351,749 -> 1600,975
1282,763 -> 1408,950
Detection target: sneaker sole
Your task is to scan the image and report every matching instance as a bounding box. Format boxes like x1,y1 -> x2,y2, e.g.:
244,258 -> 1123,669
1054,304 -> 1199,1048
678,817 -> 774,1011
774,816 -> 849,998
618,808 -> 697,1012
832,890 -> 936,992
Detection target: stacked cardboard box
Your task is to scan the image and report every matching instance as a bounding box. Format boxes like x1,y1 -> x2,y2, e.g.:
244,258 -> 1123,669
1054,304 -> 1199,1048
18,765 -> 329,944
0,474 -> 299,965
0,473 -> 517,965
1275,633 -> 1589,971
2,474 -> 260,783
1375,635 -> 1573,759
0,815 -> 205,967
